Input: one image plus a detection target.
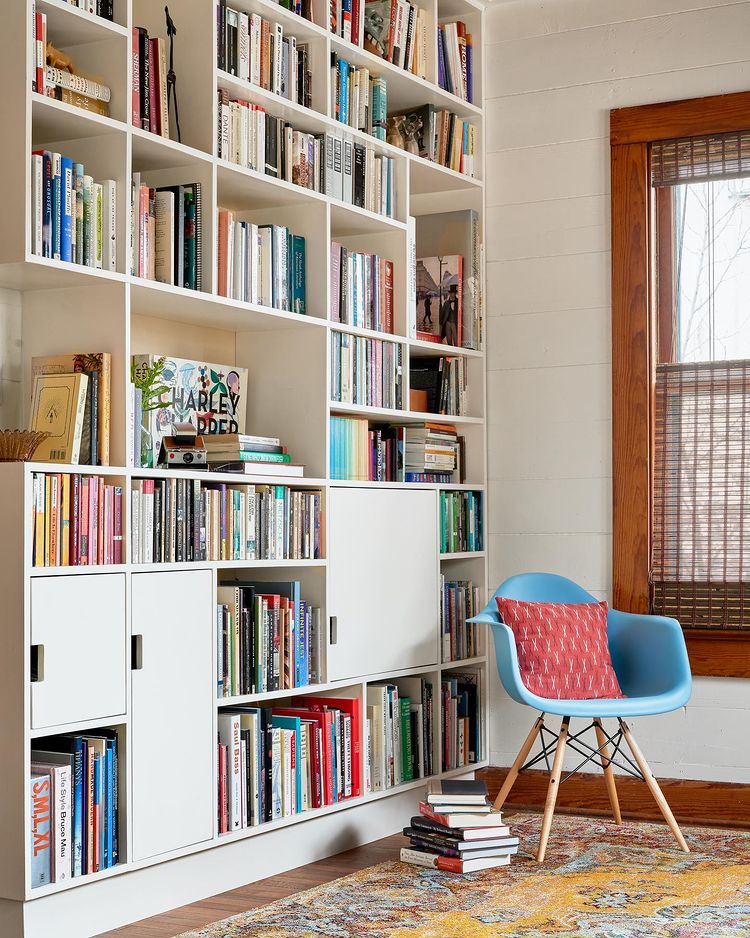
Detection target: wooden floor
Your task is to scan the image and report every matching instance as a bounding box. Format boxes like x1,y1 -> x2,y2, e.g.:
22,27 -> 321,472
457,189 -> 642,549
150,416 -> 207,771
97,834 -> 404,938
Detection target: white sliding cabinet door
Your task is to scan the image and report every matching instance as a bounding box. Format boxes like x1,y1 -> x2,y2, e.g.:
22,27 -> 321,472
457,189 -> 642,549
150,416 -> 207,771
131,570 -> 214,861
327,487 -> 439,681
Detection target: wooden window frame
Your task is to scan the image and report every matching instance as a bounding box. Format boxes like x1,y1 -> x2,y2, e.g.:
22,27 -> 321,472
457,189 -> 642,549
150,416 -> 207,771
610,91 -> 750,678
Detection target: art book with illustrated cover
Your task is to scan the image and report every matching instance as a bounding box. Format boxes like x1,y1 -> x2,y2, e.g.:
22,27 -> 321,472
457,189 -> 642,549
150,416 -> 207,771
133,355 -> 248,459
415,255 -> 462,347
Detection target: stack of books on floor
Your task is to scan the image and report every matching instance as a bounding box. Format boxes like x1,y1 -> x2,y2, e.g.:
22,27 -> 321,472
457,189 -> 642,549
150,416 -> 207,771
400,780 -> 518,873
204,433 -> 305,477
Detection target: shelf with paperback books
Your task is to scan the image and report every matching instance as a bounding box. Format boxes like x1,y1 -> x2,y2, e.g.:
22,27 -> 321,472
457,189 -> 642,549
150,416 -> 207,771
440,666 -> 482,772
436,10 -> 482,107
217,686 -> 363,836
440,575 -> 482,663
29,724 -> 124,891
330,331 -> 404,410
29,133 -> 126,274
439,488 -> 483,554
216,574 -> 326,697
365,673 -> 436,794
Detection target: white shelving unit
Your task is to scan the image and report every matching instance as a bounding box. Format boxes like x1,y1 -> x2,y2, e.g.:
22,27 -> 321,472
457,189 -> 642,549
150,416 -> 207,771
0,1 -> 487,935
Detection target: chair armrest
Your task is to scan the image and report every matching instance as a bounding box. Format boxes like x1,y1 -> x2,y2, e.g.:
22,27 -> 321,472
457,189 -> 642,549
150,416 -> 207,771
608,609 -> 692,705
486,621 -> 544,707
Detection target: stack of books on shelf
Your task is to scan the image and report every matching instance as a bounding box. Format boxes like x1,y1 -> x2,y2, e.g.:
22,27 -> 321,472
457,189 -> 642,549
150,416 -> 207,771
33,11 -> 113,115
130,480 -> 323,563
217,9 -> 313,109
441,670 -> 481,770
410,357 -> 467,417
441,578 -> 482,662
31,473 -> 124,567
218,695 -> 361,832
350,0 -> 428,79
204,433 -> 304,477
32,353 -> 112,467
30,152 -> 116,269
365,677 -> 433,792
394,105 -> 477,177
330,333 -> 403,408
217,579 -> 323,697
217,94 -> 396,217
400,781 -> 518,874
330,244 -> 394,330
328,418 -> 463,483
437,21 -> 474,103
131,26 -> 170,137
440,490 -> 483,553
330,54 -> 388,141
217,213 -> 306,314
31,730 -> 120,888
130,177 -> 202,290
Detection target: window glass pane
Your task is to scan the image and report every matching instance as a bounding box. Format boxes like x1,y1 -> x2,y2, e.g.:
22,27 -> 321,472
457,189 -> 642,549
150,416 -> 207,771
672,177 -> 750,362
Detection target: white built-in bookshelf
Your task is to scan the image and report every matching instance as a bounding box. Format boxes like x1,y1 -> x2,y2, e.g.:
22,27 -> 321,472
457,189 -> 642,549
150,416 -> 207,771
0,0 -> 487,934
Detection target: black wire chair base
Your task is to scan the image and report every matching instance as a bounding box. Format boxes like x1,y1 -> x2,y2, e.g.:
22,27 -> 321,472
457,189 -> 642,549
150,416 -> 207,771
520,715 -> 645,784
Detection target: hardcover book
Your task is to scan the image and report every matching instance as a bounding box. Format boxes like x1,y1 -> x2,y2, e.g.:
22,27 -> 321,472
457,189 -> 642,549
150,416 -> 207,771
415,254 -> 462,347
133,355 -> 249,458
30,373 -> 88,464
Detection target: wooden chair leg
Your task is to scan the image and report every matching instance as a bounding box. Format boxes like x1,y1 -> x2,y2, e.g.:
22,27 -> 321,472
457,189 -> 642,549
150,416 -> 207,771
594,719 -> 622,824
619,719 -> 690,853
494,714 -> 544,810
537,716 -> 570,863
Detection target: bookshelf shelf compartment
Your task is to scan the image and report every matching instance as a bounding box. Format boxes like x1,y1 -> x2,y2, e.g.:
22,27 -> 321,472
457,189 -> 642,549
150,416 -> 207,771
31,93 -> 127,144
36,0 -> 130,45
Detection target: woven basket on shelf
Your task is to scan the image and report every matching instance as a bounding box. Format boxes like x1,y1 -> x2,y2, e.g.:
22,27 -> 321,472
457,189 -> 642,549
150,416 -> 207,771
0,429 -> 51,462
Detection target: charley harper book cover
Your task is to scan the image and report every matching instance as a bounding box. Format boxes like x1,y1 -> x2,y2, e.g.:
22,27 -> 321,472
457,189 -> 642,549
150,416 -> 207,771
133,355 -> 248,457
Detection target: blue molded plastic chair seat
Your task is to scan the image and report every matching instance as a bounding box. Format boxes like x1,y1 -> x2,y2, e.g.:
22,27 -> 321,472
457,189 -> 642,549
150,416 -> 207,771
469,573 -> 693,861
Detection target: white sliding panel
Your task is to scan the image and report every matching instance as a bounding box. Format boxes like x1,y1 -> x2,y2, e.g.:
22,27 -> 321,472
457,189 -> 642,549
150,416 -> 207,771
131,570 -> 214,861
327,487 -> 439,681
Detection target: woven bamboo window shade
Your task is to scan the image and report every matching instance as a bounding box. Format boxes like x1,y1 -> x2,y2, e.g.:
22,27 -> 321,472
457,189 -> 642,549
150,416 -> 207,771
650,129 -> 750,630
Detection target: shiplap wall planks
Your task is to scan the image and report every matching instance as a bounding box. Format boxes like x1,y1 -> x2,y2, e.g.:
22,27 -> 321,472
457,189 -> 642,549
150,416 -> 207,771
484,0 -> 750,784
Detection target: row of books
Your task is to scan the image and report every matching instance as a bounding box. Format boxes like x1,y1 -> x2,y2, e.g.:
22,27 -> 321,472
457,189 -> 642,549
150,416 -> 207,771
441,670 -> 481,771
31,352 -> 112,466
410,356 -> 467,417
218,695 -> 361,831
131,26 -> 170,137
330,55 -> 388,141
30,152 -> 116,270
218,96 -> 396,218
217,580 -> 323,698
218,8 -> 313,109
55,0 -> 115,20
130,480 -> 322,563
330,333 -> 404,409
203,433 -> 304,478
400,781 -> 518,874
359,0 -> 428,78
330,245 -> 395,331
31,473 -> 123,567
437,21 -> 474,104
217,213 -> 306,314
365,677 -> 433,792
130,176 -> 202,290
440,490 -> 483,554
441,578 -> 482,663
400,104 -> 477,177
329,417 -> 462,483
31,731 -> 119,888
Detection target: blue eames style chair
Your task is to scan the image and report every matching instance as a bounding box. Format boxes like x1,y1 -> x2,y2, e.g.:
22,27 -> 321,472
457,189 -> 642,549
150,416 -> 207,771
468,573 -> 693,862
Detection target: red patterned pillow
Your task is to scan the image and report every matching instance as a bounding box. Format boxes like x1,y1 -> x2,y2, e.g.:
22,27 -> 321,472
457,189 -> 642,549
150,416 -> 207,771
495,598 -> 624,700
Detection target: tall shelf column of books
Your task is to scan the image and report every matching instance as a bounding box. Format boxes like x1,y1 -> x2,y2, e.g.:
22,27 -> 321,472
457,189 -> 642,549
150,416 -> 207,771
0,0 -> 487,935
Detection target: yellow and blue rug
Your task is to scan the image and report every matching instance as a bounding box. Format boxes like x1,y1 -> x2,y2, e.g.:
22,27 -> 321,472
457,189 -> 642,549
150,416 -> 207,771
179,813 -> 750,937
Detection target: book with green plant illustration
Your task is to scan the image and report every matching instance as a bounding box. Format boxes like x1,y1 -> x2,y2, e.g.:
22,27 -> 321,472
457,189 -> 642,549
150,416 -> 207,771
132,354 -> 248,459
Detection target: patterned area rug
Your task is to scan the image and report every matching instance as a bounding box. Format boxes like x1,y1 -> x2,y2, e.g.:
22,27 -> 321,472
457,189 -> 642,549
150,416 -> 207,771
177,813 -> 750,937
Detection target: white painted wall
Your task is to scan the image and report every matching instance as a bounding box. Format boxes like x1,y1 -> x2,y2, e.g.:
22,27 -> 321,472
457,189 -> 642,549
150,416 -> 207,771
0,290 -> 22,429
484,0 -> 750,783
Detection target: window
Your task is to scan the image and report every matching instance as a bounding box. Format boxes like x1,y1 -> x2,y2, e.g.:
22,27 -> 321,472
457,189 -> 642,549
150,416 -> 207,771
610,94 -> 750,677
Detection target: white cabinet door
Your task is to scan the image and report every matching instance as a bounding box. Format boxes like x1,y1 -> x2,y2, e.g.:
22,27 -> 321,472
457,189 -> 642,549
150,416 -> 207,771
327,488 -> 439,681
31,574 -> 126,729
131,570 -> 214,861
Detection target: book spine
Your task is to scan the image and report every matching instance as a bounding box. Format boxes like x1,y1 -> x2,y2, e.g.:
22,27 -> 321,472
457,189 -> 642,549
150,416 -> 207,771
46,67 -> 112,103
30,774 -> 52,888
